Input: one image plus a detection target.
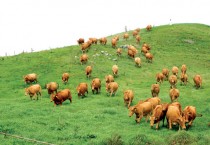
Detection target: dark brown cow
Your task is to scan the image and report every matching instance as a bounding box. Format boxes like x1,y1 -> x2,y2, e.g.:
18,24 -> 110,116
50,89 -> 72,106
77,38 -> 84,45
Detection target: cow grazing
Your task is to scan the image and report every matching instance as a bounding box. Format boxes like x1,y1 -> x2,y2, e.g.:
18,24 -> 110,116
132,30 -> 138,37
89,37 -> 98,44
146,25 -> 152,31
193,74 -> 202,89
50,89 -> 72,106
81,41 -> 91,53
181,64 -> 187,74
23,73 -> 38,84
25,84 -> 42,100
162,68 -> 169,81
128,45 -> 138,58
116,48 -> 122,56
62,73 -> 70,84
150,104 -> 168,129
183,106 -> 202,129
169,88 -> 180,102
80,54 -> 88,65
144,97 -> 161,109
123,33 -> 129,41
169,75 -> 177,88
129,101 -> 153,123
145,52 -> 153,63
166,105 -> 186,130
156,73 -> 164,84
124,90 -> 134,108
112,65 -> 118,77
85,66 -> 92,79
151,84 -> 160,97
76,83 -> 88,98
136,35 -> 141,44
169,102 -> 182,115
180,73 -> 188,85
105,75 -> 114,84
45,82 -> 59,95
91,78 -> 101,94
111,38 -> 117,48
77,38 -> 84,45
134,57 -> 141,67
106,82 -> 118,97
172,66 -> 179,76
142,43 -> 151,51
99,37 -> 107,45
141,46 -> 149,55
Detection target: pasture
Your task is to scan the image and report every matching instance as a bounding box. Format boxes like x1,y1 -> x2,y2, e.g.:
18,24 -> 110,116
0,23 -> 210,145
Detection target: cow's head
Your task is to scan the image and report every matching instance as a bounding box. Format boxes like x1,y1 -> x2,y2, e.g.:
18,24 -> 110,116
24,88 -> 29,96
50,94 -> 56,102
128,106 -> 136,117
150,116 -> 156,127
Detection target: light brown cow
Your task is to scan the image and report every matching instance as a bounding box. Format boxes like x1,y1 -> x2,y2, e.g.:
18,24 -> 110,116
141,46 -> 149,55
112,65 -> 118,77
85,66 -> 92,79
128,45 -> 138,58
156,73 -> 164,84
172,66 -> 179,76
111,38 -> 117,48
181,64 -> 187,74
145,52 -> 153,63
46,82 -> 59,95
180,73 -> 188,85
105,75 -> 114,84
62,73 -> 70,84
166,105 -> 186,130
80,54 -> 88,65
89,37 -> 98,44
50,89 -> 72,106
81,41 -> 91,53
123,33 -> 129,41
132,30 -> 138,37
135,28 -> 140,32
123,90 -> 134,108
76,83 -> 88,98
193,74 -> 202,89
169,102 -> 182,114
116,48 -> 122,56
151,84 -> 160,97
25,84 -> 42,100
134,57 -> 141,67
162,68 -> 169,81
106,82 -> 118,97
136,35 -> 141,44
169,75 -> 177,88
91,78 -> 101,94
77,38 -> 84,45
146,25 -> 152,31
99,37 -> 107,45
144,97 -> 161,109
183,106 -> 202,128
142,43 -> 151,50
129,101 -> 153,123
150,104 -> 168,129
169,88 -> 180,102
23,73 -> 38,84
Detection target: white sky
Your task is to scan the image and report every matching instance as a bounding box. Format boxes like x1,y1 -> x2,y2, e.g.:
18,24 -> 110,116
0,0 -> 209,56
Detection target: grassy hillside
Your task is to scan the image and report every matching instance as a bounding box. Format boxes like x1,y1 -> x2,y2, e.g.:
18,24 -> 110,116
0,23 -> 210,145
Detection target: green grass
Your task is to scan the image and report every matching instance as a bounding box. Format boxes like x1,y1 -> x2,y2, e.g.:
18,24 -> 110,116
0,23 -> 210,145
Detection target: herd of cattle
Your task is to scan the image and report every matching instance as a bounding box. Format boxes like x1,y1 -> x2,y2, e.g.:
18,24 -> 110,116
23,25 -> 205,130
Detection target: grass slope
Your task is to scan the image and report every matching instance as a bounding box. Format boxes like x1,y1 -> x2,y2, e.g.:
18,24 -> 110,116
0,23 -> 210,145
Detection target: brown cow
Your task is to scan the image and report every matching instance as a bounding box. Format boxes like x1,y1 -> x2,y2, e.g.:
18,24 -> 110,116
134,57 -> 141,67
183,106 -> 201,128
123,33 -> 129,41
91,78 -> 101,94
50,89 -> 72,106
135,28 -> 140,32
111,38 -> 117,48
81,41 -> 91,53
76,83 -> 88,98
181,64 -> 187,74
156,72 -> 164,84
193,74 -> 202,89
166,105 -> 186,130
124,90 -> 134,108
116,48 -> 122,56
128,45 -> 138,58
129,101 -> 153,123
89,37 -> 98,44
172,66 -> 179,76
180,73 -> 188,85
136,35 -> 141,44
85,66 -> 92,79
45,82 -> 59,95
106,82 -> 118,97
146,25 -> 152,31
77,38 -> 84,45
150,104 -> 169,129
132,30 -> 138,37
112,65 -> 118,77
80,54 -> 88,65
141,46 -> 149,55
99,37 -> 107,45
62,73 -> 70,84
145,52 -> 153,63
143,97 -> 161,109
23,73 -> 38,84
169,102 -> 182,115
169,75 -> 177,88
162,68 -> 169,81
142,43 -> 151,50
169,88 -> 180,102
151,83 -> 160,97
25,84 -> 42,100
105,75 -> 114,84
